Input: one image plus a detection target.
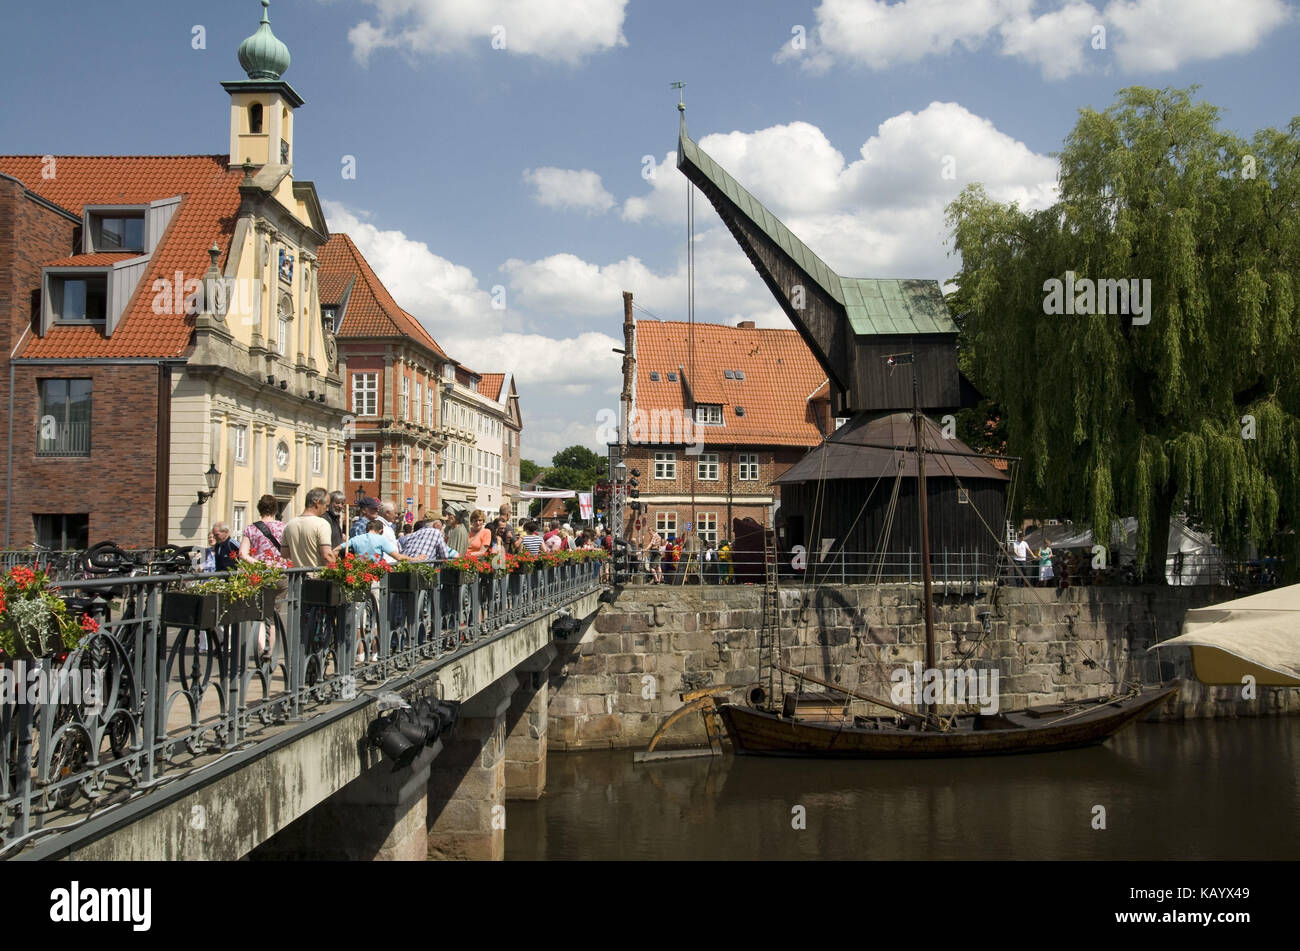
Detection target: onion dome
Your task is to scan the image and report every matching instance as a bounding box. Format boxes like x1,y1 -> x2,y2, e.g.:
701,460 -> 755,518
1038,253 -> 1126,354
238,1 -> 291,81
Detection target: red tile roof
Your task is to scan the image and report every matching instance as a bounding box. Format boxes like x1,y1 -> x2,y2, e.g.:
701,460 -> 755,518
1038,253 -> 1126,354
478,373 -> 504,401
318,233 -> 448,360
633,320 -> 828,448
0,155 -> 243,358
42,252 -> 142,268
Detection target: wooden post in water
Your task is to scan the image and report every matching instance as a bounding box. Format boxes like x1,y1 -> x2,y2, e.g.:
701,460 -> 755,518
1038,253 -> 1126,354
912,369 -> 937,717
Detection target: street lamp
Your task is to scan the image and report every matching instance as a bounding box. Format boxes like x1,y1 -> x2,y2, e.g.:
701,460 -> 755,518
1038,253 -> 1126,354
196,462 -> 221,505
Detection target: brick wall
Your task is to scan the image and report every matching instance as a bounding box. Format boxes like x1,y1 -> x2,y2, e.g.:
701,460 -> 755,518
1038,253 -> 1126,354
7,363 -> 161,548
620,442 -> 807,538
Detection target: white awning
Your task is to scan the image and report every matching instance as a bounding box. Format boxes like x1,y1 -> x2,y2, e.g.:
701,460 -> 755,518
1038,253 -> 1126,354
1153,584 -> 1300,686
520,489 -> 576,499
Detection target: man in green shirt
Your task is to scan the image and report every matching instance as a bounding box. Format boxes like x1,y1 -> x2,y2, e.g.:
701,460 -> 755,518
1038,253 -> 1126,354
444,511 -> 469,556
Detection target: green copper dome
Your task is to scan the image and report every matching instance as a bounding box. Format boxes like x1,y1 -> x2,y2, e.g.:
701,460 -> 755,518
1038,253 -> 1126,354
238,0 -> 291,81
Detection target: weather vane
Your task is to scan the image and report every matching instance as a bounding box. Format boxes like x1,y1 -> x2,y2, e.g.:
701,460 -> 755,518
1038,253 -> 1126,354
671,81 -> 686,111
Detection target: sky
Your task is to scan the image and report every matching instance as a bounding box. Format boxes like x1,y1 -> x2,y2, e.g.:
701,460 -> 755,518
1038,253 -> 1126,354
3,0 -> 1298,464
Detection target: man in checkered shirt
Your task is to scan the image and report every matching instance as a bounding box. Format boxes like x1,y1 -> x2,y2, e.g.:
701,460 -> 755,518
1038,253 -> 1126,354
399,518 -> 450,562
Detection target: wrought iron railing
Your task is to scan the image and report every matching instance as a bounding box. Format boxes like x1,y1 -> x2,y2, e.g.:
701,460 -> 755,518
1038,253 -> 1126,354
0,559 -> 602,854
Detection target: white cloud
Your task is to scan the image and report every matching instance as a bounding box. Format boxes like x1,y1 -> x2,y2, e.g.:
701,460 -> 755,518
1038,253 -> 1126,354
778,0 -> 1291,79
323,200 -> 503,334
522,167 -> 615,214
615,105 -> 1057,278
321,201 -> 623,459
342,0 -> 629,65
1104,0 -> 1292,72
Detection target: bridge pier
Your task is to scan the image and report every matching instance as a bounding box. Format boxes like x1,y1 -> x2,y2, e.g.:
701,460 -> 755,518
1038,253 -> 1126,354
505,645 -> 556,800
250,743 -> 441,861
425,672 -> 518,860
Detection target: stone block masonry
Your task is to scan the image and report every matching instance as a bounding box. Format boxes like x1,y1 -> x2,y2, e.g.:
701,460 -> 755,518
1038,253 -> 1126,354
547,583 -> 1299,751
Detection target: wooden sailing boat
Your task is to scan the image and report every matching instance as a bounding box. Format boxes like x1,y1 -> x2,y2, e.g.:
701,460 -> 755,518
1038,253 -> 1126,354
713,357 -> 1177,758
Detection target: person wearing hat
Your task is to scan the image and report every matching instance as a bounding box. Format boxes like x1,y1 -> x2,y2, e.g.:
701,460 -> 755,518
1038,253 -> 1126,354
351,496 -> 380,539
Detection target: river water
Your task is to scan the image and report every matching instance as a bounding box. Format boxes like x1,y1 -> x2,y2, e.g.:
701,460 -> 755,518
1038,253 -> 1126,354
506,718 -> 1299,860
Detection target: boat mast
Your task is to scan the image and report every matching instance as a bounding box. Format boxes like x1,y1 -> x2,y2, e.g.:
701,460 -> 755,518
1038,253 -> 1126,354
912,366 -> 937,716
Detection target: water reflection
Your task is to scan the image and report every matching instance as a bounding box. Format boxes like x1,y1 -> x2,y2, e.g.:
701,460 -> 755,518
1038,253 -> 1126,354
507,719 -> 1299,860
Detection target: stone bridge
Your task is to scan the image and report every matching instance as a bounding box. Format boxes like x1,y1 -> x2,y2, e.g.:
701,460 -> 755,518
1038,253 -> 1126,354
5,563 -> 603,861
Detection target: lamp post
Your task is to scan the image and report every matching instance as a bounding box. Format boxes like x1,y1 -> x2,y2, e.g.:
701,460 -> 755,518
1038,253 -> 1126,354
196,463 -> 221,505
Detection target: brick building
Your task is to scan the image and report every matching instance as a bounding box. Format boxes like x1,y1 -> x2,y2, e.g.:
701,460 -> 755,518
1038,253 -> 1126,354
319,233 -> 451,521
613,317 -> 834,544
0,4 -> 348,548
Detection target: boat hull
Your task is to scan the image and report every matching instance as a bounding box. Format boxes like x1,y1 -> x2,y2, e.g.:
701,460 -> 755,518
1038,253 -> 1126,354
717,685 -> 1179,758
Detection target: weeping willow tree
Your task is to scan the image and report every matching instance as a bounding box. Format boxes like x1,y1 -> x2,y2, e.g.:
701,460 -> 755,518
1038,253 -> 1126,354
947,87 -> 1300,583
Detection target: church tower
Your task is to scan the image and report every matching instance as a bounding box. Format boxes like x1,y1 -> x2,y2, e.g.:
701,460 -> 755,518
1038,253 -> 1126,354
222,0 -> 303,169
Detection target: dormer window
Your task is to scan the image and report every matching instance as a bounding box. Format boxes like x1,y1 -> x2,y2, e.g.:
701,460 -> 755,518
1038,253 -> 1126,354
694,404 -> 723,426
649,371 -> 661,381
92,214 -> 144,252
249,103 -> 264,134
50,275 -> 107,323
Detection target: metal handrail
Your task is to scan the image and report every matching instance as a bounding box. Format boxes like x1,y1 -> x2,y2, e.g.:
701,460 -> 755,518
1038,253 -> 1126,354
630,547 -> 1277,589
0,558 -> 603,852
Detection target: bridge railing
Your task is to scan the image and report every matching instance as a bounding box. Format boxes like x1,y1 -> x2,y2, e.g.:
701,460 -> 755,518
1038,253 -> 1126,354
0,557 -> 604,853
633,548 -> 1277,590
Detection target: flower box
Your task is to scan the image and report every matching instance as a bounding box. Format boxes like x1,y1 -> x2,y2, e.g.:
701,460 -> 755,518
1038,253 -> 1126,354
301,578 -> 345,606
162,590 -> 271,629
389,569 -> 437,593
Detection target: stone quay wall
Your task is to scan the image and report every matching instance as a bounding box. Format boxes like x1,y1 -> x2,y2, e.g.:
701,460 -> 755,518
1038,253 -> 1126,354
547,582 -> 1298,751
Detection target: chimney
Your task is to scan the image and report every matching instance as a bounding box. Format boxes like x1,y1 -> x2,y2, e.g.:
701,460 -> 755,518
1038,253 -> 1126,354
736,320 -> 756,329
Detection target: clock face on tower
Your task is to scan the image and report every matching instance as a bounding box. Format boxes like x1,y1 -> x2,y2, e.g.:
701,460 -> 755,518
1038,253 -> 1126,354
276,441 -> 289,470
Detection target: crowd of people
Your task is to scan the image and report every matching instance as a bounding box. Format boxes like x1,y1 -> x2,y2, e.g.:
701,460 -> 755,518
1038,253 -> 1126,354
200,491 -> 753,592
625,522 -> 737,584
198,492 -> 634,575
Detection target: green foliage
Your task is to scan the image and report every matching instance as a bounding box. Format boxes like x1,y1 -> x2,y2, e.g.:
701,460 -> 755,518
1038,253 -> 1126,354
520,459 -> 542,483
947,87 -> 1300,581
551,445 -> 602,472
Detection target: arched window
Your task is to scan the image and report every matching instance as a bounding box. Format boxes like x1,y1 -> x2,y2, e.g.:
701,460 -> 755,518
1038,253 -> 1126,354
249,103 -> 263,134
277,292 -> 293,357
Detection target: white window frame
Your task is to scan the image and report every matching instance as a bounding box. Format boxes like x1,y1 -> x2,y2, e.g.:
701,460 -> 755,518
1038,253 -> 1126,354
695,512 -> 718,545
654,451 -> 676,480
351,441 -> 376,482
400,376 -> 409,420
352,373 -> 378,417
232,505 -> 246,535
656,512 -> 677,536
278,315 -> 289,356
738,452 -> 759,481
310,442 -> 322,474
401,446 -> 411,482
694,404 -> 723,426
697,453 -> 719,481
414,382 -> 422,424
232,424 -> 248,464
416,448 -> 423,484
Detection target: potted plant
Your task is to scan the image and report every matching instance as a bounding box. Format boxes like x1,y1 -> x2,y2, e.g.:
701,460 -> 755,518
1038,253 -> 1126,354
163,562 -> 284,628
0,565 -> 95,662
311,553 -> 389,603
442,555 -> 490,586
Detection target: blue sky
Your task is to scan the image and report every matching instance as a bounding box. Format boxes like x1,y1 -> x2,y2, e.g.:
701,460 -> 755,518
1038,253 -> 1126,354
4,0 -> 1298,461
